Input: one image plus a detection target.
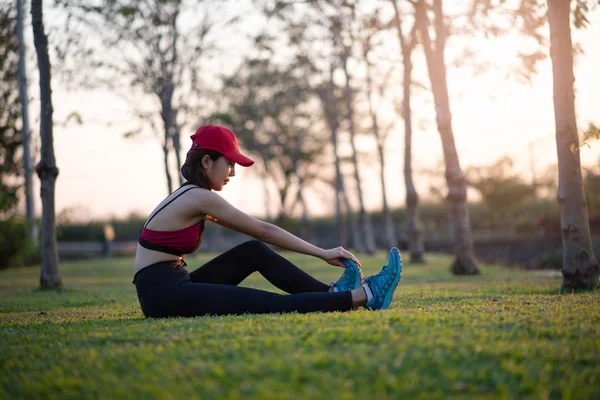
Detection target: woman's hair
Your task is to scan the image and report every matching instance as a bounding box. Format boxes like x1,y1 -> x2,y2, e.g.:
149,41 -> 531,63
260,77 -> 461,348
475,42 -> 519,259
181,149 -> 223,189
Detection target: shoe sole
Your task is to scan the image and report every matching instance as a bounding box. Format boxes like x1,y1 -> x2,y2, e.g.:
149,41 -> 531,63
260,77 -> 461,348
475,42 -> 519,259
341,259 -> 362,290
380,247 -> 402,310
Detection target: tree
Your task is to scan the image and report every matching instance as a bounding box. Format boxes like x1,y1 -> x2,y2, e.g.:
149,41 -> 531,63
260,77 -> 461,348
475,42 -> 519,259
31,0 -> 62,288
361,15 -> 398,251
325,7 -> 379,255
16,0 -> 35,238
546,0 -> 599,290
55,0 -> 234,194
339,23 -> 377,255
268,0 -> 381,253
265,1 -> 366,251
219,57 -> 327,225
0,2 -> 22,217
391,0 -> 425,262
0,2 -> 36,270
316,62 -> 362,250
414,0 -> 479,274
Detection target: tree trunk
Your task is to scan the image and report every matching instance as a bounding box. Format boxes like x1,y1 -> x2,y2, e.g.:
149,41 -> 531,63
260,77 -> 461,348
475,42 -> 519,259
173,123 -> 183,186
299,189 -> 316,244
364,43 -> 396,250
161,84 -> 174,194
261,159 -> 273,221
162,140 -> 173,194
276,183 -> 289,225
170,5 -> 183,187
547,0 -> 600,290
391,0 -> 425,262
332,130 -> 347,248
415,0 -> 478,274
279,111 -> 304,224
341,53 -> 376,254
289,177 -> 317,244
341,189 -> 365,253
253,118 -> 273,221
159,2 -> 180,194
318,64 -> 352,249
403,66 -> 425,263
32,0 -> 61,288
17,0 -> 36,242
378,144 -> 397,249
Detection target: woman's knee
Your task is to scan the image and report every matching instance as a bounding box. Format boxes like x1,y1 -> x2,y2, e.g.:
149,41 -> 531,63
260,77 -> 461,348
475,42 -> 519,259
240,240 -> 272,256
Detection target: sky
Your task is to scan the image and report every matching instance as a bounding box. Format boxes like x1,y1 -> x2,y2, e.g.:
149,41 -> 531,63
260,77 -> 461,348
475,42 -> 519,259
19,2 -> 600,222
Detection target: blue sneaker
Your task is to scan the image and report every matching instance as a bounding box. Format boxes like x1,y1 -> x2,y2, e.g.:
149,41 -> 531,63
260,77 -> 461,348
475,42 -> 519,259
331,259 -> 363,292
364,248 -> 402,310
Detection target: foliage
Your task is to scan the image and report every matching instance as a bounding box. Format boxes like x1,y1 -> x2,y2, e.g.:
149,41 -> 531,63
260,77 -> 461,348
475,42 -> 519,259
0,2 -> 23,219
218,56 -> 327,220
572,0 -> 599,28
581,123 -> 600,148
0,218 -> 39,269
56,211 -> 146,241
466,0 -> 598,83
1,253 -> 599,398
56,221 -> 105,242
53,0 -> 238,193
53,0 -> 218,96
466,156 -> 539,229
48,196 -> 566,244
110,214 -> 148,241
583,158 -> 600,215
0,4 -> 39,270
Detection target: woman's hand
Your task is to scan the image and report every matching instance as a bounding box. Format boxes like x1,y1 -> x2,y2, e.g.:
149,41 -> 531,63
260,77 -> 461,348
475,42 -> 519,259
322,247 -> 361,268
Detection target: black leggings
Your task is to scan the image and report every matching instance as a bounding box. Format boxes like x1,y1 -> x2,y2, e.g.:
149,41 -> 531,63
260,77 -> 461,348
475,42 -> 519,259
133,240 -> 353,317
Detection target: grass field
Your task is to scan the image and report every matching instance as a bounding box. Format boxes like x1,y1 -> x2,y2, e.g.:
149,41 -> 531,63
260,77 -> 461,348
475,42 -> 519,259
1,251 -> 599,399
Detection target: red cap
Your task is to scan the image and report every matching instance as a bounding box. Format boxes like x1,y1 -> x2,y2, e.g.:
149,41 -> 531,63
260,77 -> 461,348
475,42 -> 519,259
190,125 -> 254,167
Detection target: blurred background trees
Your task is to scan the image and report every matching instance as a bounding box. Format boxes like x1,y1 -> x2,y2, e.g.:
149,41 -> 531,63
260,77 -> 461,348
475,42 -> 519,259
0,1 -> 35,270
218,56 -> 327,229
390,0 -> 425,263
16,0 -> 35,242
7,0 -> 600,288
53,0 -> 237,194
0,3 -> 22,220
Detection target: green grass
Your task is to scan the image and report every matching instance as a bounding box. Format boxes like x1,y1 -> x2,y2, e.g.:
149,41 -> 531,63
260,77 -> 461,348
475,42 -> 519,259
1,252 -> 599,399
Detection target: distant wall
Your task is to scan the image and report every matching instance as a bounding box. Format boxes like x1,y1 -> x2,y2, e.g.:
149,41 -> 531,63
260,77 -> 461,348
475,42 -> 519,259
57,221 -> 600,270
421,234 -> 600,269
425,236 -> 561,269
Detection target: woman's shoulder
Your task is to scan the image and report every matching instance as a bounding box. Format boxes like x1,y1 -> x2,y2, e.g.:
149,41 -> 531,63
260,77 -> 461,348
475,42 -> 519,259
180,186 -> 228,210
177,182 -> 210,197
183,184 -> 213,198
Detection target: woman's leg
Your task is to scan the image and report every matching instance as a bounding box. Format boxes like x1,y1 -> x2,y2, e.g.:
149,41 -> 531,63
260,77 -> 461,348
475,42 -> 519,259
188,240 -> 329,293
151,281 -> 353,317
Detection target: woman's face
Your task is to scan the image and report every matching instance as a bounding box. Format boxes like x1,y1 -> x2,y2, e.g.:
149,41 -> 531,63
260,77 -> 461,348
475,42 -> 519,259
203,155 -> 235,191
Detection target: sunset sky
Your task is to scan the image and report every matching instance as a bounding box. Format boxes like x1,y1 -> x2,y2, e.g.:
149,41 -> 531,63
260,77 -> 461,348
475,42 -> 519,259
20,2 -> 600,222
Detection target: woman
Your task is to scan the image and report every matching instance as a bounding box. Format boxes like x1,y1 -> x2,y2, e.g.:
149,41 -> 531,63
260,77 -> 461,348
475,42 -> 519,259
133,125 -> 402,318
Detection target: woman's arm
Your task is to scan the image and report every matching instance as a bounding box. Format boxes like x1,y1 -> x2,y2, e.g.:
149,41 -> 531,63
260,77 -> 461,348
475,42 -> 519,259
205,215 -> 243,234
195,190 -> 359,267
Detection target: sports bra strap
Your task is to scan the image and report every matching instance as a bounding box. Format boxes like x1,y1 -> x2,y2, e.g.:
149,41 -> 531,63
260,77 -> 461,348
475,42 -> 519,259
143,182 -> 199,229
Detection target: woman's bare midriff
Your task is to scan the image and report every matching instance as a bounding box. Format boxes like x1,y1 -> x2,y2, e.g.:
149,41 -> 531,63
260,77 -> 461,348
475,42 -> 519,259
134,244 -> 183,275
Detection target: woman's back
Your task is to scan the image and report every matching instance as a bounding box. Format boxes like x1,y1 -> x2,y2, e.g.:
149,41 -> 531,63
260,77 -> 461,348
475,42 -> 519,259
134,183 -> 206,273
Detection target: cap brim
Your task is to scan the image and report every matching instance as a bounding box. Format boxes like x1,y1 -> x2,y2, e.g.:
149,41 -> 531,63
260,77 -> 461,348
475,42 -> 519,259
223,151 -> 254,167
